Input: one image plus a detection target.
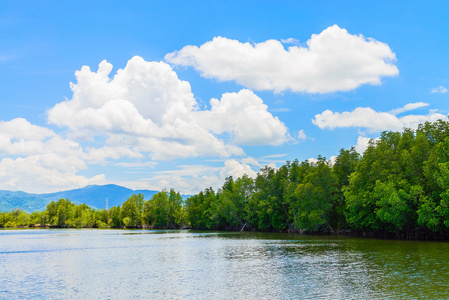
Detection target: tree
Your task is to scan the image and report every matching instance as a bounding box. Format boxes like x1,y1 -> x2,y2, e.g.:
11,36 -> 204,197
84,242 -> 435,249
109,206 -> 122,227
345,139 -> 385,231
144,190 -> 183,228
186,193 -> 204,228
168,189 -> 184,227
46,199 -> 75,227
373,179 -> 418,232
292,159 -> 338,231
216,176 -> 252,229
121,194 -> 144,227
331,147 -> 360,229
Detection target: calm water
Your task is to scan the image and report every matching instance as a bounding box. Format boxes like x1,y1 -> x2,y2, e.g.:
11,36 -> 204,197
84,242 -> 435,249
1,230 -> 448,299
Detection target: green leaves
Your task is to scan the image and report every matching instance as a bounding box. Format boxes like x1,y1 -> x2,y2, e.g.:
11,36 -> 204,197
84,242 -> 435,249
120,194 -> 144,227
373,180 -> 416,232
293,161 -> 337,231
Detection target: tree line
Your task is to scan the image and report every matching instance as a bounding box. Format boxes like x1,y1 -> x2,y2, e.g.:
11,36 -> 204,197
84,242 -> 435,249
0,190 -> 185,229
2,119 -> 449,238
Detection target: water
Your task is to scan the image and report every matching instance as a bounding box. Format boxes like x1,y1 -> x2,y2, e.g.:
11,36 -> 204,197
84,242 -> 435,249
1,229 -> 448,299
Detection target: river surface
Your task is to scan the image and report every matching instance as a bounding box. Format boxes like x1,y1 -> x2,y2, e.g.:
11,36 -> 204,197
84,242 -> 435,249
0,229 -> 448,299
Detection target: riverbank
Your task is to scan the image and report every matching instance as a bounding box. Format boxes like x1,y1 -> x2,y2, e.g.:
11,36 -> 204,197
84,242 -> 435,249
3,224 -> 449,241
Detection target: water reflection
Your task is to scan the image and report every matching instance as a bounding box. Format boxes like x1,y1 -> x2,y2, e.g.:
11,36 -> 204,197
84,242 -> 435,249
1,229 -> 449,299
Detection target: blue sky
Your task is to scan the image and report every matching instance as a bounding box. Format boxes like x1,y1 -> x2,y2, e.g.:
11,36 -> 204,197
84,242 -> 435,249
1,1 -> 448,194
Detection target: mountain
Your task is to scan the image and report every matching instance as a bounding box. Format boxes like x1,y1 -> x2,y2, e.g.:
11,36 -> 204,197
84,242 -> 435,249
0,190 -> 48,213
0,184 -> 159,213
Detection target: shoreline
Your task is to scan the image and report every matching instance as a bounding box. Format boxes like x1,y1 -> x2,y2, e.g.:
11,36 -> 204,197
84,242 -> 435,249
3,225 -> 449,241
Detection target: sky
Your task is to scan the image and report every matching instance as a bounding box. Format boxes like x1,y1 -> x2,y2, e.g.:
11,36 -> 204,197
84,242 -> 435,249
0,1 -> 448,194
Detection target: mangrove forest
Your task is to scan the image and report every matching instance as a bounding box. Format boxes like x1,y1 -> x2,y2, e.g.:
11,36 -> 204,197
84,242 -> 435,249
3,119 -> 449,239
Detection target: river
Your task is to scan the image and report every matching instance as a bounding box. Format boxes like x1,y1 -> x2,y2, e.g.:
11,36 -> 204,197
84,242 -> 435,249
0,229 -> 448,299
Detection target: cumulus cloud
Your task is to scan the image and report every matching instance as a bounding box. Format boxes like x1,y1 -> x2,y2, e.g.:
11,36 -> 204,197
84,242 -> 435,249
48,57 -> 195,138
307,157 -> 319,165
313,107 -> 402,132
0,156 -> 105,193
138,159 -> 258,194
328,156 -> 338,166
165,25 -> 398,93
430,86 -> 448,94
48,56 -> 289,160
0,119 -> 106,193
196,89 -> 290,145
306,156 -> 336,166
313,104 -> 445,132
0,118 -> 54,141
354,136 -> 380,154
221,159 -> 257,179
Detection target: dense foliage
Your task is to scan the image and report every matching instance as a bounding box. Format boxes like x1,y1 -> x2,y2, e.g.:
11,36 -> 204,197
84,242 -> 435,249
0,189 -> 185,229
184,119 -> 449,236
3,119 -> 449,238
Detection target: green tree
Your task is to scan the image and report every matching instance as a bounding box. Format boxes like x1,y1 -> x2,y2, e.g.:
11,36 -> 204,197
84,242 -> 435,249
144,191 -> 169,228
292,159 -> 338,231
46,199 -> 75,227
168,189 -> 184,227
331,147 -> 359,229
185,192 -> 207,229
108,206 -> 122,227
121,194 -> 144,227
373,179 -> 419,232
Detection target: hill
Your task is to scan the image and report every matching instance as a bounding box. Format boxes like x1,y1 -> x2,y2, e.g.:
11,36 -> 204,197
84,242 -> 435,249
0,185 -> 159,212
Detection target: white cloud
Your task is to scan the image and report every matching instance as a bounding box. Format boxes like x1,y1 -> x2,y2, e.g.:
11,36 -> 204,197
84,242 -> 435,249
0,119 -> 85,167
137,159 -> 258,194
313,106 -> 445,132
258,153 -> 288,164
355,136 -> 379,154
306,156 -> 336,166
115,161 -> 158,168
430,86 -> 448,94
85,146 -> 144,163
307,157 -> 319,165
399,110 -> 447,129
270,108 -> 291,113
240,156 -> 261,167
297,129 -> 307,142
0,119 -> 106,193
0,114 -> 267,194
166,25 -> 398,93
389,102 -> 429,115
220,159 -> 257,179
196,89 -> 290,145
313,107 -> 402,132
328,156 -> 338,166
0,118 -> 54,140
281,38 -> 300,45
48,57 -> 290,161
48,57 -> 194,139
0,155 -> 105,193
260,154 -> 288,159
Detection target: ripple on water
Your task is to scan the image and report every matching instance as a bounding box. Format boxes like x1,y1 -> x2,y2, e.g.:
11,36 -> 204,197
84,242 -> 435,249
1,230 -> 449,299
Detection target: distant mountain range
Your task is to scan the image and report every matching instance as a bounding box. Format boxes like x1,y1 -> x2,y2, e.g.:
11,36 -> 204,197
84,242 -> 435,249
0,184 -> 161,213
